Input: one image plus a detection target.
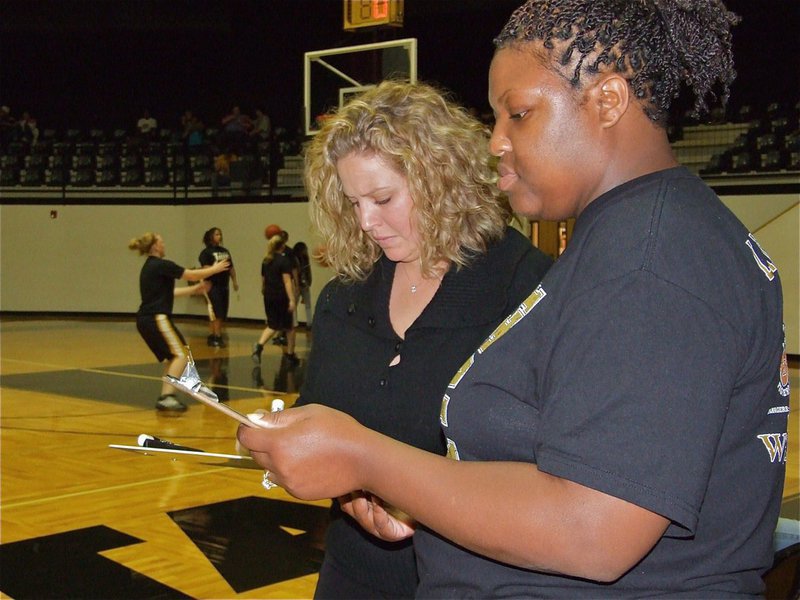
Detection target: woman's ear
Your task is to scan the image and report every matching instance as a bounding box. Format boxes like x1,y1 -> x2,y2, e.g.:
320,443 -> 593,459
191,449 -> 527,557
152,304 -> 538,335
594,74 -> 630,128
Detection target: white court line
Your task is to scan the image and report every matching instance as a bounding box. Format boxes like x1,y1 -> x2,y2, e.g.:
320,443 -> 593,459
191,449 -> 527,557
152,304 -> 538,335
0,357 -> 263,393
2,466 -> 238,509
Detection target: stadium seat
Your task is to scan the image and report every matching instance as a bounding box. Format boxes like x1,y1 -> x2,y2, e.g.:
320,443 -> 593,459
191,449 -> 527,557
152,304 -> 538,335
69,168 -> 94,186
769,116 -> 795,136
74,142 -> 95,156
24,154 -> 47,169
96,142 -> 118,156
119,169 -> 143,186
51,141 -> 71,155
191,169 -> 213,186
730,151 -> 756,173
95,154 -> 117,170
19,168 -> 45,186
65,129 -> 83,143
759,149 -> 788,172
89,129 -> 107,142
71,154 -> 94,169
168,152 -> 186,169
143,153 -> 165,169
45,168 -> 68,186
730,132 -> 756,155
48,154 -> 68,169
784,131 -> 800,152
170,168 -> 187,187
756,133 -> 781,153
0,168 -> 19,186
700,152 -> 731,176
0,154 -> 20,169
144,167 -> 168,186
95,168 -> 118,186
190,154 -> 211,169
30,140 -> 52,156
788,149 -> 800,171
120,154 -> 141,169
145,141 -> 165,153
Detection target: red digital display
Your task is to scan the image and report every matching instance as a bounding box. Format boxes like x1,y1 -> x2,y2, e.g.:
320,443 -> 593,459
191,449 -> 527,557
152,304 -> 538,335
372,0 -> 389,19
343,0 -> 403,30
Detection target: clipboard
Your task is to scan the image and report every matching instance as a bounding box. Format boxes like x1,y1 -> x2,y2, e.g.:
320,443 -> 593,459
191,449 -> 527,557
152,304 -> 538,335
109,443 -> 261,470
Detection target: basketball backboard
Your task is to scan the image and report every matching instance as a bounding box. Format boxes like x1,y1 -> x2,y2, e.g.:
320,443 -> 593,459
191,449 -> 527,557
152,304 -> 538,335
304,37 -> 417,136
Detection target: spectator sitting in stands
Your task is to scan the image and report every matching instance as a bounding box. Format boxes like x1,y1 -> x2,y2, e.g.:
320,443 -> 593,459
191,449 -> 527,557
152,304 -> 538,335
0,106 -> 16,147
137,110 -> 158,141
251,108 -> 271,140
220,105 -> 252,153
181,110 -> 205,147
213,151 -> 238,188
16,111 -> 38,145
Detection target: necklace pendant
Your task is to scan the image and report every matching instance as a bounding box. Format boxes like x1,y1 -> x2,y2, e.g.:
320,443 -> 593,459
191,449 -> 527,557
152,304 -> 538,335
410,285 -> 417,293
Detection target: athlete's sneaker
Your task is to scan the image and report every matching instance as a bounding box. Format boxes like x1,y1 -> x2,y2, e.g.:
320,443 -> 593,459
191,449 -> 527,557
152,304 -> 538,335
156,394 -> 187,412
251,343 -> 262,365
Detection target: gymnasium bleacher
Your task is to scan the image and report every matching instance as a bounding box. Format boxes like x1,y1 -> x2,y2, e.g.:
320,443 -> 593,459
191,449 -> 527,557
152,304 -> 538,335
0,124 -> 304,197
0,99 -> 798,197
670,100 -> 800,178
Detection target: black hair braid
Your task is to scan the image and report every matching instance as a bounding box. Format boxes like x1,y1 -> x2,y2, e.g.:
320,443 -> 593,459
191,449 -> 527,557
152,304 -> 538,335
494,0 -> 739,124
655,1 -> 739,118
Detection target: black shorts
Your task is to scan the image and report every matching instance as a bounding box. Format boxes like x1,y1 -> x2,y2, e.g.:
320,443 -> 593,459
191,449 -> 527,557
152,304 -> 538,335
207,285 -> 230,320
136,314 -> 188,362
264,292 -> 292,331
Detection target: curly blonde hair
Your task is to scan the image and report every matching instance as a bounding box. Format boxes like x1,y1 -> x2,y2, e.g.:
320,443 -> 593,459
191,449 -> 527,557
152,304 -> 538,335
304,80 -> 511,282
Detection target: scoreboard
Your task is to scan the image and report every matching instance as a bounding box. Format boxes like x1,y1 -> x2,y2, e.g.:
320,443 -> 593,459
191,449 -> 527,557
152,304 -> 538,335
343,0 -> 404,30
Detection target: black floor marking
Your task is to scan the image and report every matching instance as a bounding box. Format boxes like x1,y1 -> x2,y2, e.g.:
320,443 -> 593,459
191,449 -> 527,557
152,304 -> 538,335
0,497 -> 329,597
169,496 -> 327,593
0,525 -> 192,599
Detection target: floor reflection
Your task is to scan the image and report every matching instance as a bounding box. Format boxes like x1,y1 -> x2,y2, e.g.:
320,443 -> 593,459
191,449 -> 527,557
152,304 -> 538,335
250,354 -> 305,394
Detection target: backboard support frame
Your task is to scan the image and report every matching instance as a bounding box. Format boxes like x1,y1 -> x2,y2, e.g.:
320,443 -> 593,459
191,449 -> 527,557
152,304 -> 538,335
304,37 -> 417,137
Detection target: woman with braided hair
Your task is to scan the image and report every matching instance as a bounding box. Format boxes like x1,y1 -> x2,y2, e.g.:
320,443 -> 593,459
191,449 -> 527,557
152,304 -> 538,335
238,1 -> 789,596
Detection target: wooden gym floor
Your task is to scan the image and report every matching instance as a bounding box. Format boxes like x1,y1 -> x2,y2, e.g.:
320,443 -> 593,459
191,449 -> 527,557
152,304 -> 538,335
1,316 -> 798,599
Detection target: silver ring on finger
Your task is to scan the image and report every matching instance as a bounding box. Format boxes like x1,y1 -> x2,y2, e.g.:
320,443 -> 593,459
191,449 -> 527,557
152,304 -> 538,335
262,470 -> 278,490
